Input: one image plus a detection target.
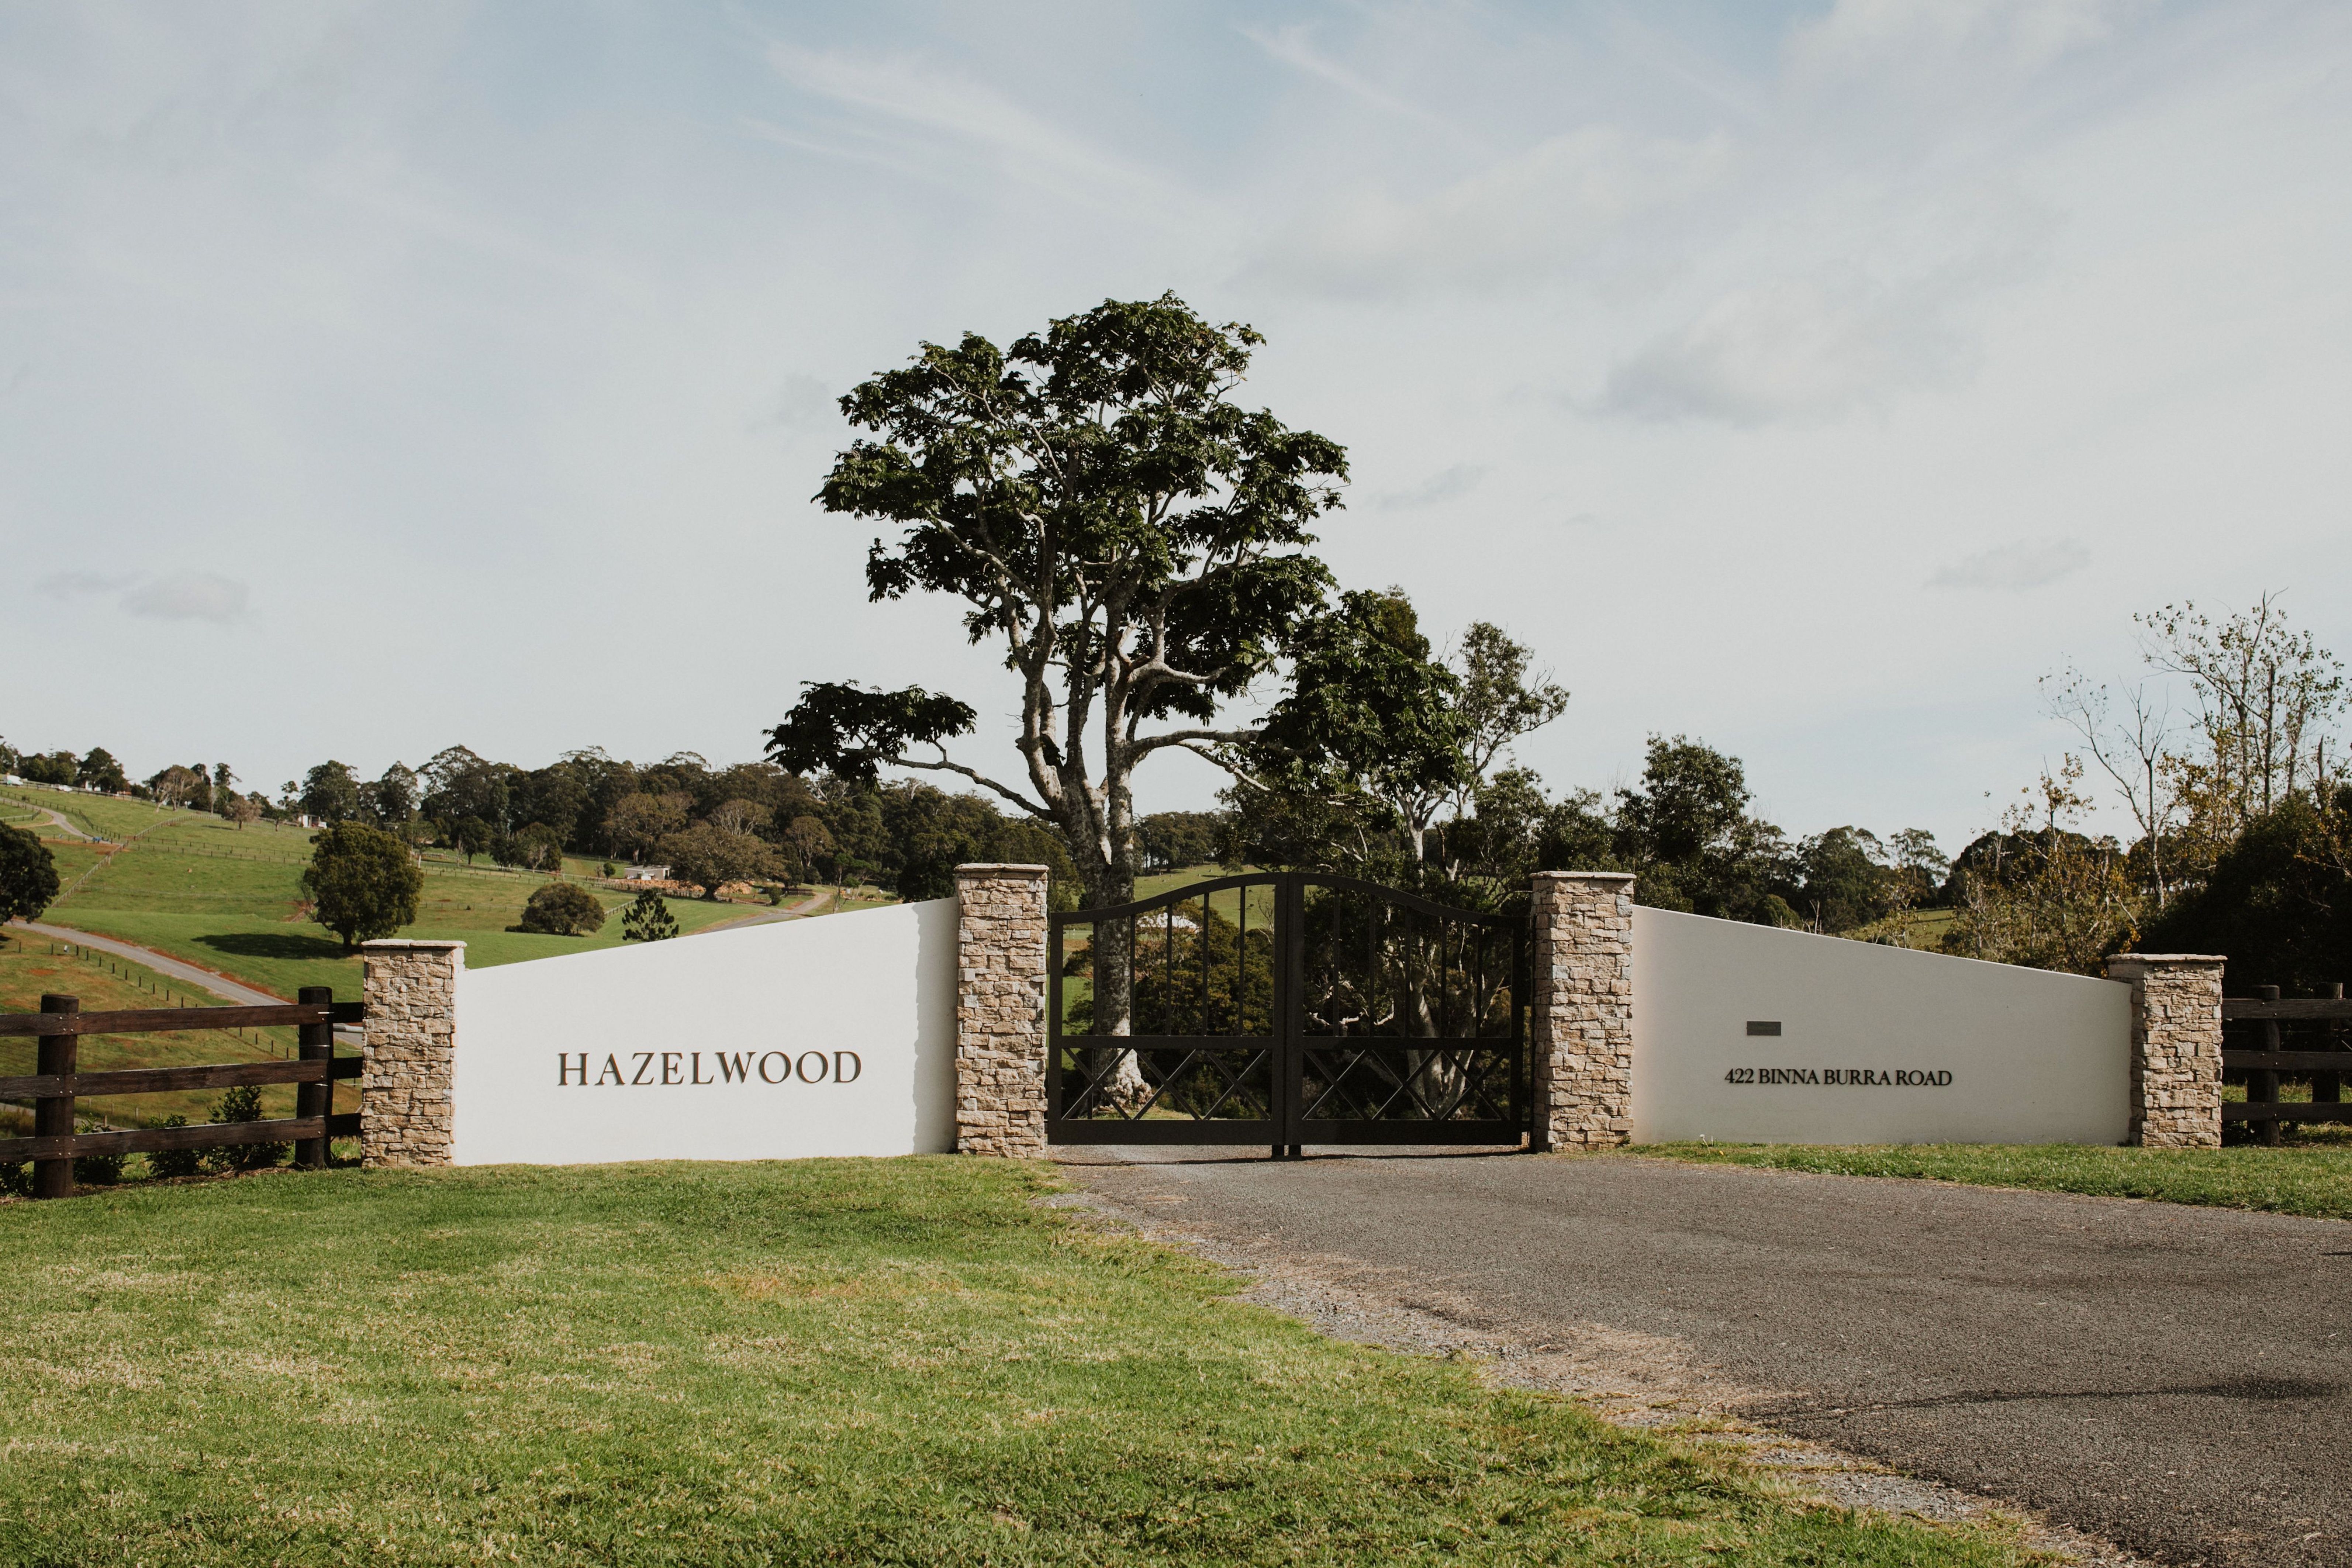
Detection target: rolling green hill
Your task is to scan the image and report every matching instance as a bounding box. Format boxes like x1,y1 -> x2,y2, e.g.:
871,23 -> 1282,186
6,786 -> 738,1001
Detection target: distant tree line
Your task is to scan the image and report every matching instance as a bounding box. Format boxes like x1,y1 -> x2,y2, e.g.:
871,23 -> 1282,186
275,747 -> 1079,905
0,741 -> 272,829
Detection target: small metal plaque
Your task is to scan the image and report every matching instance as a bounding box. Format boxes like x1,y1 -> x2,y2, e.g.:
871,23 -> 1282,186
1746,1020 -> 1782,1037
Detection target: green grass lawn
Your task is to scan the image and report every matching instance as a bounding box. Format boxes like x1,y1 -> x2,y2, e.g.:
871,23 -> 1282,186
1629,1141 -> 2352,1220
0,1159 -> 2039,1567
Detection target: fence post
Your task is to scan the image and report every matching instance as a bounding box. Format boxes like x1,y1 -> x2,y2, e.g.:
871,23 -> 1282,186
359,940 -> 464,1168
295,984 -> 333,1169
1529,872 -> 1636,1150
2103,953 -> 2225,1148
2318,983 -> 2345,1109
2254,983 -> 2283,1146
33,994 -> 78,1199
953,864 -> 1049,1158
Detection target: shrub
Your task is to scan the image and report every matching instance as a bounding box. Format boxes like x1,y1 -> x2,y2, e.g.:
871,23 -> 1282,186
148,1116 -> 201,1179
204,1085 -> 286,1172
74,1149 -> 123,1185
520,881 -> 607,936
621,889 -> 680,942
0,1160 -> 27,1197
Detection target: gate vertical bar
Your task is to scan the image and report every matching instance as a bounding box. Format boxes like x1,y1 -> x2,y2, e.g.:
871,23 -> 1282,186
34,994 -> 79,1199
1519,924 -> 1544,1152
1274,873 -> 1302,1158
1045,915 -> 1064,1123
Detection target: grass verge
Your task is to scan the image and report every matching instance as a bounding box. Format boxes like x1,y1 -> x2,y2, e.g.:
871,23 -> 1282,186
1630,1141 -> 2352,1220
0,1159 -> 2037,1567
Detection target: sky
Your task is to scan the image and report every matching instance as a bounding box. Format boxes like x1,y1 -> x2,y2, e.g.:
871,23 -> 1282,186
4,0 -> 2349,852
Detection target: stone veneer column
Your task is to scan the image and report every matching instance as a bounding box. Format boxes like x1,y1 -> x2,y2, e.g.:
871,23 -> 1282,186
1529,871 -> 1636,1151
953,864 -> 1050,1158
359,938 -> 465,1168
2103,953 -> 2225,1149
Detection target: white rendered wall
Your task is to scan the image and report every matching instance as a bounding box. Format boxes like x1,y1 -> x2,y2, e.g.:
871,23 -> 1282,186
453,899 -> 957,1164
1630,908 -> 2131,1145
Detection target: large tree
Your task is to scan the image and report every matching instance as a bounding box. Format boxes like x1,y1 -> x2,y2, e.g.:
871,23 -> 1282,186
656,823 -> 782,900
299,761 -> 362,825
0,823 -> 60,923
767,294 -> 1351,1033
301,822 -> 423,951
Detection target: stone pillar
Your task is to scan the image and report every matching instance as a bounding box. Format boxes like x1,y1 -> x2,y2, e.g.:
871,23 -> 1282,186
953,864 -> 1050,1158
359,938 -> 464,1168
1530,871 -> 1636,1151
2104,953 -> 2225,1149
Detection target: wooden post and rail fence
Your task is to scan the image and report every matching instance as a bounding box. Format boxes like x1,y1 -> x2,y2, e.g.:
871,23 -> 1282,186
0,989 -> 363,1198
2221,983 -> 2351,1146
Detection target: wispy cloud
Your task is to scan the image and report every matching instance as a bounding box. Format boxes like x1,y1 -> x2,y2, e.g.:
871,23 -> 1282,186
1594,185 -> 2055,425
1243,126 -> 1728,299
1235,24 -> 1467,140
1927,540 -> 2089,591
1790,0 -> 2137,81
124,571 -> 249,622
38,570 -> 249,622
1377,464 -> 1484,510
38,571 -> 138,599
1596,273 -> 1975,425
761,45 -> 1206,227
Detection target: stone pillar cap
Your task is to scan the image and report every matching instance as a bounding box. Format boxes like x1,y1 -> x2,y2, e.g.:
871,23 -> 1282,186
953,863 -> 1050,876
2105,953 -> 2226,964
360,938 -> 469,950
1531,870 -> 1635,882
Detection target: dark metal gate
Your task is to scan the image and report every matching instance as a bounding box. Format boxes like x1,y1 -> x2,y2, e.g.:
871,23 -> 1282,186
1046,872 -> 1534,1155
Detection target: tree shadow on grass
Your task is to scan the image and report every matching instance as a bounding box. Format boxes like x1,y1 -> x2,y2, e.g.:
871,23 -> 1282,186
196,932 -> 353,963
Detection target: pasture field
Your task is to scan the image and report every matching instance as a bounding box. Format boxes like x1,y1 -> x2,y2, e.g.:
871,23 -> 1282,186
0,933 -> 348,1134
1134,863 -> 1273,925
0,785 -> 255,843
1633,1140 -> 2352,1219
8,790 -> 735,1000
0,1159 -> 2037,1567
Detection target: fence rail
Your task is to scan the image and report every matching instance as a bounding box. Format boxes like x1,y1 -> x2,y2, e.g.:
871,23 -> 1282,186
2219,984 -> 2347,1143
0,1001 -> 360,1037
0,989 -> 364,1197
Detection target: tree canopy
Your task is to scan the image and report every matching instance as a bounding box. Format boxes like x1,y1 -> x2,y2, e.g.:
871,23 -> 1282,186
766,293 -> 1351,914
0,823 -> 59,923
301,822 -> 423,951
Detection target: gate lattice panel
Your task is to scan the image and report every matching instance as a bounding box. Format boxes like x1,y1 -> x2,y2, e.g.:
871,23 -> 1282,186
1046,873 -> 1532,1154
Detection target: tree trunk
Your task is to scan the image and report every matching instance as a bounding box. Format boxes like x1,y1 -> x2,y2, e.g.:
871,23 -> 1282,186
1080,863 -> 1150,1111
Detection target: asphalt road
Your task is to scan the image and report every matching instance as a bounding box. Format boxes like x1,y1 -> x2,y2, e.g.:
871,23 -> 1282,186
17,921 -> 287,1007
1064,1148 -> 2352,1566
